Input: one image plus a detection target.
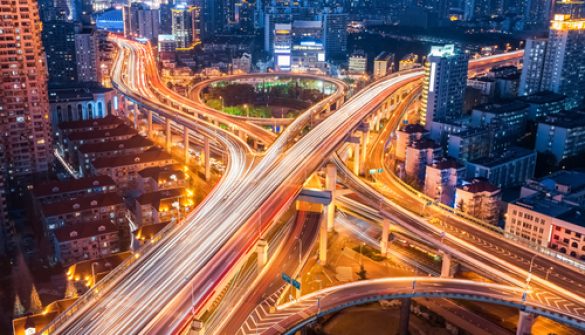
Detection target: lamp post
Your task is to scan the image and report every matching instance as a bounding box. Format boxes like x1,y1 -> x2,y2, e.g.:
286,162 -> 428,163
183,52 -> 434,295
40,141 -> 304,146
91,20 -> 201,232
526,254 -> 538,286
244,104 -> 249,118
545,266 -> 553,281
91,262 -> 100,287
219,96 -> 224,112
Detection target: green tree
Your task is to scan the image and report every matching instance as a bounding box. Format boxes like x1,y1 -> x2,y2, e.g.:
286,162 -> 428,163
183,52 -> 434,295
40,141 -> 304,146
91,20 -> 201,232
356,265 -> 367,280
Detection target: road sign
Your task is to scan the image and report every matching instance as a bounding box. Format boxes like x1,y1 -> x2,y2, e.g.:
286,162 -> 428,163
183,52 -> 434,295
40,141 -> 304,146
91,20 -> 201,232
281,272 -> 301,290
368,168 -> 384,175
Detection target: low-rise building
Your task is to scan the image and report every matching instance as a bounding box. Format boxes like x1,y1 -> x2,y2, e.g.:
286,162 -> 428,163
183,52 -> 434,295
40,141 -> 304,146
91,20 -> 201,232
63,123 -> 138,165
91,148 -> 174,189
447,128 -> 492,162
423,158 -> 465,206
133,188 -> 192,226
521,170 -> 585,208
398,53 -> 421,71
49,85 -> 120,132
77,135 -> 154,175
232,52 -> 252,74
53,219 -> 120,265
137,164 -> 189,193
32,175 -> 117,204
470,101 -> 529,140
395,123 -> 428,161
404,139 -> 442,183
517,91 -> 566,120
535,109 -> 585,163
40,192 -> 127,233
505,194 -> 585,261
466,147 -> 536,188
455,178 -> 501,225
348,52 -> 367,74
373,51 -> 395,79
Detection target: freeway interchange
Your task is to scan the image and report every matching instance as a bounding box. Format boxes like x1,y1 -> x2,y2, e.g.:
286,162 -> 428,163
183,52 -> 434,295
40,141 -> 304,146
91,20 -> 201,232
41,37 -> 585,335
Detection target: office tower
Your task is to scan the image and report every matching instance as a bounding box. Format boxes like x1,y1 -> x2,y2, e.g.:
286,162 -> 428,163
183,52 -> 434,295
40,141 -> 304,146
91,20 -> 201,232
555,0 -> 585,19
541,15 -> 585,108
273,23 -> 292,71
523,0 -> 553,29
123,3 -> 160,41
237,0 -> 256,34
172,5 -> 198,49
518,38 -> 548,96
201,0 -> 225,39
322,7 -> 348,60
42,20 -> 78,83
75,28 -> 99,83
420,45 -> 469,129
0,0 -> 53,177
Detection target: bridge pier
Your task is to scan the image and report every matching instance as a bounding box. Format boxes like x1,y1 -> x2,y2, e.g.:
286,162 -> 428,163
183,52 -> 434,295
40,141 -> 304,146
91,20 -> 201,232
360,131 -> 368,175
516,311 -> 534,335
319,207 -> 328,266
256,239 -> 268,268
399,298 -> 411,335
380,219 -> 390,256
352,142 -> 360,176
147,110 -> 153,138
325,163 -> 336,232
133,104 -> 139,129
183,125 -> 190,163
165,118 -> 172,152
440,251 -> 453,278
204,137 -> 211,181
188,319 -> 205,335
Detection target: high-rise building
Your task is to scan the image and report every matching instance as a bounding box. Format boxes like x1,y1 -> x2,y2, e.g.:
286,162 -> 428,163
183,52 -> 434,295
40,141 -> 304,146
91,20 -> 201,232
42,20 -> 78,83
123,3 -> 160,41
172,5 -> 199,49
201,0 -> 225,39
420,44 -> 469,129
0,0 -> 53,219
523,0 -> 553,29
541,14 -> 585,108
237,0 -> 256,34
75,28 -> 99,83
322,7 -> 348,60
518,38 -> 548,96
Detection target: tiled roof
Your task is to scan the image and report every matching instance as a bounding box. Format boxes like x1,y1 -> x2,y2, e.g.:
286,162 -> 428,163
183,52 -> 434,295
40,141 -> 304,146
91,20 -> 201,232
54,219 -> 118,242
33,176 -> 116,198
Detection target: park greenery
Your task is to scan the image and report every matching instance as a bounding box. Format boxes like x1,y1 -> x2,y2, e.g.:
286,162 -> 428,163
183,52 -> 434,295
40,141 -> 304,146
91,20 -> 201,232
203,80 -> 329,118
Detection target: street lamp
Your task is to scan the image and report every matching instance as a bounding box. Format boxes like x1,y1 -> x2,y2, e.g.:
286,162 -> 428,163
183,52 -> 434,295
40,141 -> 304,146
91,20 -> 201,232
91,262 -> 100,287
526,254 -> 538,286
243,104 -> 249,118
545,266 -> 554,281
219,96 -> 224,112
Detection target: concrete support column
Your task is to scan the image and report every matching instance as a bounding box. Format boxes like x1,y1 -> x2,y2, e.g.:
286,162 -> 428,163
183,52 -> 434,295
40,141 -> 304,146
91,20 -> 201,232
183,125 -> 189,163
204,137 -> 211,181
256,239 -> 268,268
360,131 -> 368,175
133,105 -> 139,129
325,163 -> 337,232
165,118 -> 172,152
319,208 -> 328,266
440,251 -> 452,278
516,311 -> 535,335
399,298 -> 411,335
147,110 -> 153,138
380,219 -> 390,256
189,319 -> 205,335
352,142 -> 360,176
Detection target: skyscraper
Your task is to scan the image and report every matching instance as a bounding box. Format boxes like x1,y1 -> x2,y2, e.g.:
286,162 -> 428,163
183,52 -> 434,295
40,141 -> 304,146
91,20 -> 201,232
0,0 -> 53,178
322,7 -> 348,60
541,14 -> 585,108
172,5 -> 199,49
519,37 -> 548,96
123,3 -> 160,41
75,28 -> 99,83
420,45 -> 469,129
42,20 -> 78,83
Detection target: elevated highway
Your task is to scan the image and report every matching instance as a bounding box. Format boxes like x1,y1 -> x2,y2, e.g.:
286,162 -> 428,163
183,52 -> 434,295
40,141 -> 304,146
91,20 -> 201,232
258,277 -> 585,335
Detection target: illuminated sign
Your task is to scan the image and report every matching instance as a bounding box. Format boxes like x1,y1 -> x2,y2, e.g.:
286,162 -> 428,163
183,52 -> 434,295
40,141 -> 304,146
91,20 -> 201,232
277,55 -> 291,67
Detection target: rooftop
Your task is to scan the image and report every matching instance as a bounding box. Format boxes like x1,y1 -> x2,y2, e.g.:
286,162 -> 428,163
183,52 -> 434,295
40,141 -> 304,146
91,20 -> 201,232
92,148 -> 173,169
138,164 -> 187,181
540,109 -> 585,128
135,221 -> 171,241
518,91 -> 566,105
67,124 -> 136,142
59,115 -> 122,131
49,86 -> 113,103
137,188 -> 185,206
398,123 -> 428,134
473,101 -> 529,115
458,178 -> 500,193
428,157 -> 463,170
53,219 -> 118,242
33,176 -> 116,198
79,135 -> 153,154
41,192 -> 124,217
410,138 -> 441,150
469,147 -> 535,168
514,194 -> 585,227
